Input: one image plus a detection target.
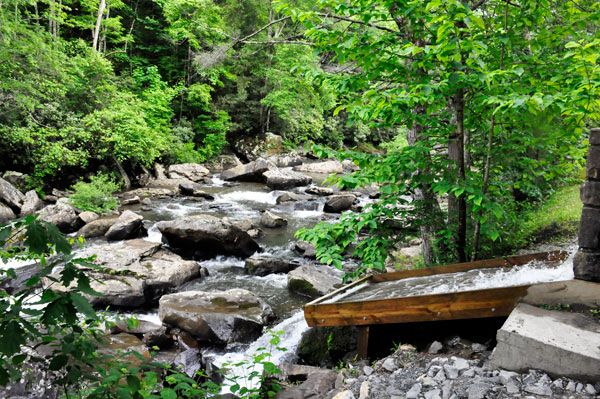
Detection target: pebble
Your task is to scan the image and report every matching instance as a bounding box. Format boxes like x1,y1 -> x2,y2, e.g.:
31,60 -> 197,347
524,383 -> 553,396
452,357 -> 469,371
506,380 -> 520,394
585,384 -> 597,395
332,390 -> 355,399
363,366 -> 373,376
566,381 -> 577,392
358,381 -> 369,399
424,388 -> 442,399
467,382 -> 490,399
382,357 -> 397,372
471,343 -> 487,352
428,341 -> 443,354
499,370 -> 518,384
405,383 -> 422,399
462,369 -> 475,377
443,364 -> 459,379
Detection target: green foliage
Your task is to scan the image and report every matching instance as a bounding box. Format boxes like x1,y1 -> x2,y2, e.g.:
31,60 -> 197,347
68,173 -> 121,214
288,0 -> 598,274
0,216 -> 286,397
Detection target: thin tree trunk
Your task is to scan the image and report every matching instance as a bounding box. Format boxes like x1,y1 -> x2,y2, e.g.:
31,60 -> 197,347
92,0 -> 106,51
112,155 -> 131,190
471,118 -> 494,261
100,6 -> 109,53
449,89 -> 467,262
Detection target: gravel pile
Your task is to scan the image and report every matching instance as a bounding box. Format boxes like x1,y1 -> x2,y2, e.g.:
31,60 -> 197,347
325,345 -> 599,399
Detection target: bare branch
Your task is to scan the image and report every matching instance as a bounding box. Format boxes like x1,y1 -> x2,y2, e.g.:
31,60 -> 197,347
315,12 -> 397,33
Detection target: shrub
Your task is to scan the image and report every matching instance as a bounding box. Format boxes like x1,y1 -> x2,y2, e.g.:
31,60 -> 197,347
68,173 -> 121,214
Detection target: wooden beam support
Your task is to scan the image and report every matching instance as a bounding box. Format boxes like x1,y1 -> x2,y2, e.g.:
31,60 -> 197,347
357,326 -> 369,360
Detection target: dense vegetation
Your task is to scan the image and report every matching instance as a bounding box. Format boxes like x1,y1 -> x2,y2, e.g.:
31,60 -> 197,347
0,0 -> 388,189
0,0 -> 599,397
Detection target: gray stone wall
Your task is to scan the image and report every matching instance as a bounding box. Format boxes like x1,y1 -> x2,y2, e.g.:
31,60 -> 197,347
574,128 -> 600,281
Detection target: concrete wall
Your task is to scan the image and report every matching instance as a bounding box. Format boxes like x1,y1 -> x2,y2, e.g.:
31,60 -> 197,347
574,128 -> 600,282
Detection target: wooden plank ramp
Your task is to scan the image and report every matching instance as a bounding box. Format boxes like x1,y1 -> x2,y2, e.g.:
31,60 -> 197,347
304,251 -> 589,358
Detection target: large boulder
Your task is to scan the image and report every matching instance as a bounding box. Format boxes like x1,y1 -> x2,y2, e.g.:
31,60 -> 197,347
324,194 -> 356,213
245,255 -> 302,276
45,239 -> 201,306
105,210 -> 145,241
2,171 -> 28,191
260,211 -> 288,228
293,161 -> 344,174
263,169 -> 312,190
0,203 -> 16,224
287,265 -> 342,298
77,218 -> 117,238
221,158 -> 276,182
38,202 -> 82,233
0,177 -> 25,212
20,190 -> 43,217
168,163 -> 211,182
78,211 -> 99,224
158,289 -> 274,344
122,187 -> 177,198
156,215 -> 260,259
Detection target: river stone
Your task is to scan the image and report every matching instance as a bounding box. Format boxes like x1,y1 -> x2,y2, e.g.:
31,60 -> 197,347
77,217 -> 117,238
38,202 -> 82,233
157,215 -> 260,259
206,153 -> 243,172
121,196 -> 141,205
295,241 -> 316,259
324,194 -> 356,213
158,289 -> 274,344
221,158 -> 276,182
168,163 -> 211,182
20,190 -> 43,217
263,169 -> 312,190
275,369 -> 338,399
147,177 -> 196,192
173,349 -> 203,378
287,265 -> 342,298
123,187 -> 177,198
0,202 -> 16,224
179,183 -> 215,199
46,240 -> 200,306
78,210 -> 99,224
305,186 -> 334,196
276,192 -> 312,203
0,176 -> 25,212
245,255 -> 302,276
260,211 -> 288,228
294,160 -> 344,174
97,333 -> 150,366
105,210 -> 145,241
110,319 -> 165,335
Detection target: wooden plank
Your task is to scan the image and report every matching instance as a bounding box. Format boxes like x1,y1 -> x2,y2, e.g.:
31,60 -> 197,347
305,285 -> 532,327
372,251 -> 568,283
357,326 -> 370,360
305,274 -> 373,307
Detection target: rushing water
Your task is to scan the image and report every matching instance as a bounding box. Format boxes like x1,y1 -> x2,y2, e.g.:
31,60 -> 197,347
325,250 -> 576,304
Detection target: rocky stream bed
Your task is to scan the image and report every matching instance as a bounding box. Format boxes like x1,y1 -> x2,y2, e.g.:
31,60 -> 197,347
0,154 -> 598,399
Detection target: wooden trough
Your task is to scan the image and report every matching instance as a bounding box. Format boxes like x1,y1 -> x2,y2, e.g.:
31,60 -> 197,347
304,251 -> 600,358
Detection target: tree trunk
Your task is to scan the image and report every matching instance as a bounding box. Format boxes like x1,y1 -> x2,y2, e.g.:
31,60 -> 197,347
92,0 -> 106,51
448,89 -> 467,262
406,106 -> 444,265
112,155 -> 131,190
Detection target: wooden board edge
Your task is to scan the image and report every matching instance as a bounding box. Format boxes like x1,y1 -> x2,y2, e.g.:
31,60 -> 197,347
372,251 -> 569,283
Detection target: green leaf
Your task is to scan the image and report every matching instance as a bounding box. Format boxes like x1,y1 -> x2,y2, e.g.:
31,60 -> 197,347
161,389 -> 177,399
70,292 -> 97,320
49,354 -> 68,371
